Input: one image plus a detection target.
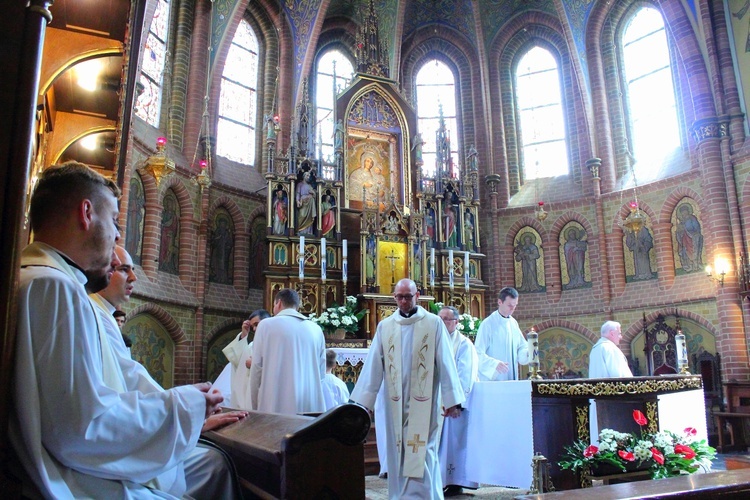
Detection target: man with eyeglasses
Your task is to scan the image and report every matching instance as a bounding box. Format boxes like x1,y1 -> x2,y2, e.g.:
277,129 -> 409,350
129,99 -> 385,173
351,278 -> 465,499
475,286 -> 530,381
437,306 -> 479,496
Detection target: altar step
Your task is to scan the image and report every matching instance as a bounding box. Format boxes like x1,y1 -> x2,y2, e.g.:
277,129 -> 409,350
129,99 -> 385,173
364,425 -> 381,476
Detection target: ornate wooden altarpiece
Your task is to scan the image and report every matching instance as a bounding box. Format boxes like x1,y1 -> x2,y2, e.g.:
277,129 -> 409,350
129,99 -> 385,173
261,1 -> 487,338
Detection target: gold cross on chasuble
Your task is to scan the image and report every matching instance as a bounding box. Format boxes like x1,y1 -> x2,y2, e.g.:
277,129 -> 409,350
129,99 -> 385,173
407,433 -> 426,453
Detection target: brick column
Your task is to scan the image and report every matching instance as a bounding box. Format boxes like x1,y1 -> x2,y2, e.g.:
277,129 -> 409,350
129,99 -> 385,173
653,222 -> 675,291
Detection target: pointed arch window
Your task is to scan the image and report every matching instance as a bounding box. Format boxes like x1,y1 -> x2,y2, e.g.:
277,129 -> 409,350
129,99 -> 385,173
621,6 -> 680,165
315,48 -> 354,179
216,19 -> 259,165
135,0 -> 171,126
515,46 -> 568,180
415,60 -> 460,178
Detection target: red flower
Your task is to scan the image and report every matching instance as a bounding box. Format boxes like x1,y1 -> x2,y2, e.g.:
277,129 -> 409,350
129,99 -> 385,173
651,447 -> 665,465
684,427 -> 697,436
618,450 -> 636,461
583,445 -> 598,458
633,410 -> 647,426
674,444 -> 696,460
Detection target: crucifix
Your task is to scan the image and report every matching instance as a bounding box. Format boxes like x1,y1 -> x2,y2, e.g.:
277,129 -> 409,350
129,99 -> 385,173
386,249 -> 400,285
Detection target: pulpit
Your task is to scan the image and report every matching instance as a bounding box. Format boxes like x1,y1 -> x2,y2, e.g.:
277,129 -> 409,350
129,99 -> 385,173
465,375 -> 706,491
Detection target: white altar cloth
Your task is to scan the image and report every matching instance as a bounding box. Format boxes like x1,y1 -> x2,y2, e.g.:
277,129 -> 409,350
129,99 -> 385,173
330,347 -> 368,366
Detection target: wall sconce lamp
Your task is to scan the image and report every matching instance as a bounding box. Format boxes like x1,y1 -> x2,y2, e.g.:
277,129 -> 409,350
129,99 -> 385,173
705,265 -> 726,286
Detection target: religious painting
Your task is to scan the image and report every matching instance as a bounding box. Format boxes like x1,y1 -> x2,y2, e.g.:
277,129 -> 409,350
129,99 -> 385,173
125,175 -> 145,265
125,314 -> 174,388
296,164 -> 318,235
271,184 -> 289,236
671,198 -> 705,275
206,326 -> 240,383
159,189 -> 180,274
209,208 -> 234,284
513,227 -> 545,293
538,329 -> 592,378
248,216 -> 267,289
320,189 -> 336,237
559,222 -> 591,290
346,129 -> 399,208
377,241 -> 408,294
623,223 -> 657,282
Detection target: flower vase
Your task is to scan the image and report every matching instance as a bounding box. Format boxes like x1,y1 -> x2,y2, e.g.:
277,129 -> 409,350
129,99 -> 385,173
326,328 -> 347,340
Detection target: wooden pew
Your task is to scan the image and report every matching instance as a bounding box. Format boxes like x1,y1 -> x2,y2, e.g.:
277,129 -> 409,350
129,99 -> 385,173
714,382 -> 750,452
516,469 -> 750,499
202,404 -> 370,499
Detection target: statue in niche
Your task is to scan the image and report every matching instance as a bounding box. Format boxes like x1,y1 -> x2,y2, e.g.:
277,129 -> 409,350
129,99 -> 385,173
514,232 -> 543,292
264,113 -> 277,140
126,177 -> 145,265
411,133 -> 425,163
209,212 -> 234,284
443,203 -> 457,248
626,226 -> 655,280
320,191 -> 336,237
674,203 -> 704,272
296,169 -> 317,235
466,144 -> 478,172
425,204 -> 436,241
563,226 -> 588,289
272,185 -> 288,235
365,234 -> 377,285
334,119 -> 345,149
159,191 -> 180,274
412,242 -> 423,283
464,208 -> 475,252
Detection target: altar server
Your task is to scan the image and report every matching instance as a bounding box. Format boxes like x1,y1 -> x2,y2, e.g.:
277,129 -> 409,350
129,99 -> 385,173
475,287 -> 530,380
12,162 -> 233,498
249,288 -> 327,413
437,306 -> 479,496
589,321 -> 633,378
351,278 -> 465,499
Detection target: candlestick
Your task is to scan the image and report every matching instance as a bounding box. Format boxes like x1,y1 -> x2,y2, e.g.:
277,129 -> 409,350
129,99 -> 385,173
448,249 -> 454,290
464,251 -> 470,291
527,328 -> 542,379
321,238 -> 326,281
299,236 -> 305,280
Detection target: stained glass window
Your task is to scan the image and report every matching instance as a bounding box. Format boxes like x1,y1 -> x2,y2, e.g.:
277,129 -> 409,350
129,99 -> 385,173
515,46 -> 568,180
622,7 -> 679,165
135,0 -> 170,126
216,19 -> 259,165
415,60 -> 460,179
316,49 -> 354,179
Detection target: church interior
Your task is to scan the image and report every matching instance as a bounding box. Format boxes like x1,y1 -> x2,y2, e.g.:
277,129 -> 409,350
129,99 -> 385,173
3,0 -> 750,483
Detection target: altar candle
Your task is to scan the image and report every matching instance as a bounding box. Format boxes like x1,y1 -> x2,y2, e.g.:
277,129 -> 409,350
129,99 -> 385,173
527,328 -> 539,364
342,239 -> 348,258
464,251 -> 470,291
299,236 -> 305,279
429,248 -> 435,287
448,249 -> 454,289
675,330 -> 688,366
320,238 -> 326,280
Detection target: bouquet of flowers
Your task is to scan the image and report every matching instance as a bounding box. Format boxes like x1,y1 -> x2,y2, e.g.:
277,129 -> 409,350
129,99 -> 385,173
309,296 -> 365,336
428,301 -> 482,341
559,409 -> 715,479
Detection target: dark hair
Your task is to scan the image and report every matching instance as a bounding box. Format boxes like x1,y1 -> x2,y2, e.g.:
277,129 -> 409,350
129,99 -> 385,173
113,310 -> 126,319
498,287 -> 519,302
248,309 -> 271,322
440,305 -> 460,320
29,161 -> 120,232
275,288 -> 300,309
326,349 -> 337,369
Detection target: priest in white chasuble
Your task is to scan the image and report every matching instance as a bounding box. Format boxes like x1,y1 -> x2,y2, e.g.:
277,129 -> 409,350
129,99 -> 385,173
221,309 -> 271,409
351,279 -> 465,499
475,286 -> 530,381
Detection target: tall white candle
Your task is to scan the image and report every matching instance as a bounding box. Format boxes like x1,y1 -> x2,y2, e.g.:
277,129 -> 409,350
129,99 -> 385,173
299,236 -> 305,279
448,249 -> 454,290
342,239 -> 348,257
429,248 -> 435,287
464,251 -> 470,291
527,329 -> 539,364
320,237 -> 326,280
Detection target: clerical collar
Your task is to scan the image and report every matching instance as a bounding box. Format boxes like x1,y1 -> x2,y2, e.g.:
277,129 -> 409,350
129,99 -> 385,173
399,307 -> 418,318
499,313 -> 511,319
56,250 -> 86,274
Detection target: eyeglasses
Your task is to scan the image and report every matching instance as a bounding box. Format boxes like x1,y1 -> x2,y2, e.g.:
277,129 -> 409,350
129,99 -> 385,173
441,317 -> 458,322
394,294 -> 414,301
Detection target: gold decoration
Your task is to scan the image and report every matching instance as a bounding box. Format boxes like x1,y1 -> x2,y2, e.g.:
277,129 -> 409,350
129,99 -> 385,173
575,405 -> 590,442
144,137 -> 175,186
622,201 -> 646,233
645,401 -> 659,434
529,453 -> 555,494
534,376 -> 702,397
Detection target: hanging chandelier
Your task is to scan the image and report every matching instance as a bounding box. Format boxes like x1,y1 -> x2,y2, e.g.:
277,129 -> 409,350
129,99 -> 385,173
622,200 -> 646,233
144,136 -> 175,186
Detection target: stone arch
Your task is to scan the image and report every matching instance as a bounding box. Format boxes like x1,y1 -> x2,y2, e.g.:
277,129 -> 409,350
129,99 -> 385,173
533,323 -> 597,377
550,211 -> 597,296
246,205 -> 268,289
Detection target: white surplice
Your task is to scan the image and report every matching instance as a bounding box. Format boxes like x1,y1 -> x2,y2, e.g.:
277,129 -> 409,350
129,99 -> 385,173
221,332 -> 254,409
474,310 -> 530,381
439,329 -> 479,489
12,242 -> 206,499
322,373 -> 351,410
249,308 -> 327,414
350,307 -> 465,500
588,338 -> 633,378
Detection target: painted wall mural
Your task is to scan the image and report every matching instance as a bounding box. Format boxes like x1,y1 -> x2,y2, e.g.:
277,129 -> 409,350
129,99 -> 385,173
125,314 -> 174,388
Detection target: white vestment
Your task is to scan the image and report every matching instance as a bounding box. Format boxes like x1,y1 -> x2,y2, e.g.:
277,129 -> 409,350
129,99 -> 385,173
212,363 -> 232,407
350,307 -> 465,500
588,338 -> 633,378
439,330 -> 479,489
323,373 -> 351,410
249,308 -> 327,414
474,311 -> 530,381
11,242 -> 206,499
222,332 -> 254,409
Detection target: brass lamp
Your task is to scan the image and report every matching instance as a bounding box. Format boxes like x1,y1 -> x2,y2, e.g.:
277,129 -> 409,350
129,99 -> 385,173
144,136 -> 175,186
622,200 -> 646,233
193,159 -> 212,193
